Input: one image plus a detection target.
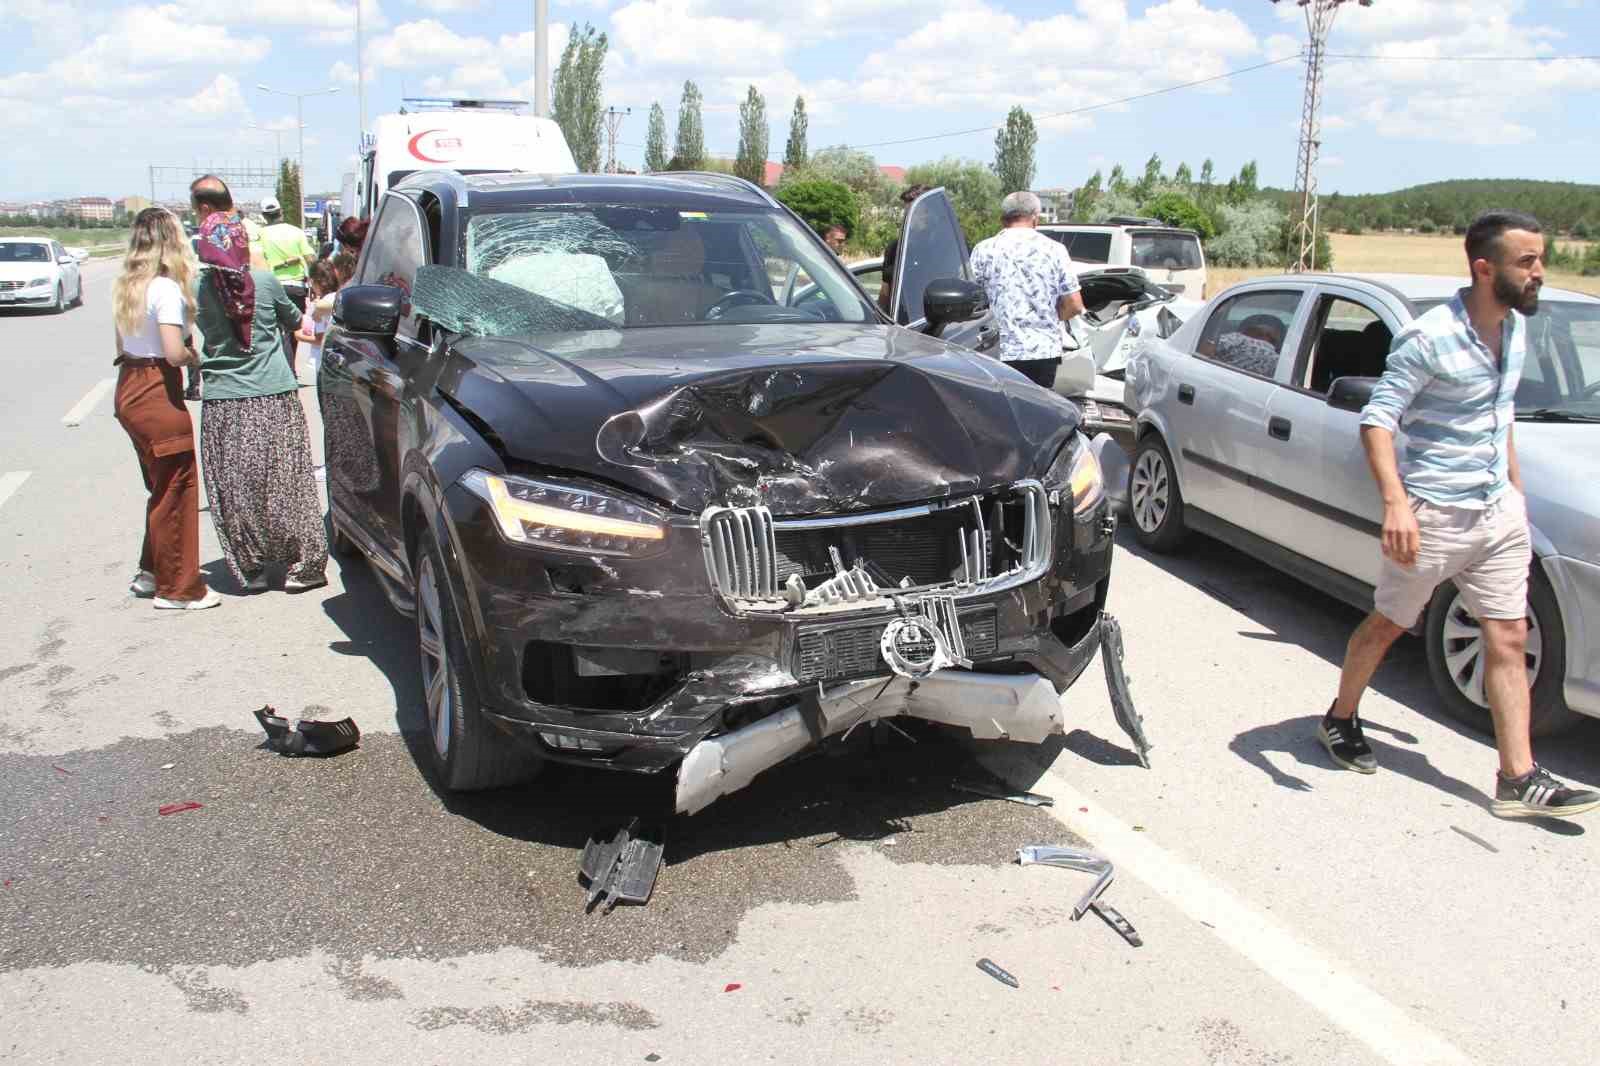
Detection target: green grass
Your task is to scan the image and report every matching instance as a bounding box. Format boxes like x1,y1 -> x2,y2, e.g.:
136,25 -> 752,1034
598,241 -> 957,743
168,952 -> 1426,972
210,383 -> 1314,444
0,226 -> 129,251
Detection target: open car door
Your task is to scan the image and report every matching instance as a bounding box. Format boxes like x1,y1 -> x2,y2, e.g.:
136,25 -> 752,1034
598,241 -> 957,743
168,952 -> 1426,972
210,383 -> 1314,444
890,187 -> 997,352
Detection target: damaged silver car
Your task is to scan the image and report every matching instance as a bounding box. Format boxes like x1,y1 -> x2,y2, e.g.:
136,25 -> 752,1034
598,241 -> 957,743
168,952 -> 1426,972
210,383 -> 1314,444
320,169 -> 1138,813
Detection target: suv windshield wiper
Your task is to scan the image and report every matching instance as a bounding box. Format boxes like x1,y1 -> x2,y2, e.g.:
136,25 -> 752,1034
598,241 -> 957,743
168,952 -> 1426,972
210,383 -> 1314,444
1517,408 -> 1600,423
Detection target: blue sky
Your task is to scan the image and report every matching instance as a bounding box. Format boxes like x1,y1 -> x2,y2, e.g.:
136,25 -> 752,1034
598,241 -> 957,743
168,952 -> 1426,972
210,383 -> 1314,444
1,0 -> 1596,201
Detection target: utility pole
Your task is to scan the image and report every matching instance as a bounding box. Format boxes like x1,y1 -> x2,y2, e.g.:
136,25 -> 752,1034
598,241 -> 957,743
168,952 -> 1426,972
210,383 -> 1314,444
1274,0 -> 1372,272
258,84 -> 340,214
357,0 -> 367,139
603,107 -> 631,173
534,0 -> 550,117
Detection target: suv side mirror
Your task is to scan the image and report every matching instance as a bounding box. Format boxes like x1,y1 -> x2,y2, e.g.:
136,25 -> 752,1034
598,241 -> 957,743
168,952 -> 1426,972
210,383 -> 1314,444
923,277 -> 986,331
1327,375 -> 1379,413
334,285 -> 402,336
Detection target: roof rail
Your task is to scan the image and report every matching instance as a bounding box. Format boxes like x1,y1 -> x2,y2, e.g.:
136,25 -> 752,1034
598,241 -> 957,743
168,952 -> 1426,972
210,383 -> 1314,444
391,168 -> 475,206
664,171 -> 780,208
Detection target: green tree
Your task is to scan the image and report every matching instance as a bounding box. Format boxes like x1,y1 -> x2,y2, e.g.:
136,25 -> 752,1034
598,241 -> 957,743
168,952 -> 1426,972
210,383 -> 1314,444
905,156 -> 1002,248
670,80 -> 705,170
735,84 -> 769,185
1073,169 -> 1103,221
793,145 -> 888,199
643,102 -> 668,172
551,24 -> 608,172
992,106 -> 1037,195
1174,162 -> 1193,186
1142,192 -> 1216,239
1108,164 -> 1127,195
276,159 -> 303,228
773,179 -> 858,238
1136,153 -> 1163,199
784,96 -> 808,171
1200,159 -> 1215,186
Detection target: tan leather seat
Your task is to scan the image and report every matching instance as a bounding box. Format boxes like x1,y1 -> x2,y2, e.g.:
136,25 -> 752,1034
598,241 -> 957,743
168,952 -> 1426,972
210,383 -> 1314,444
627,227 -> 724,325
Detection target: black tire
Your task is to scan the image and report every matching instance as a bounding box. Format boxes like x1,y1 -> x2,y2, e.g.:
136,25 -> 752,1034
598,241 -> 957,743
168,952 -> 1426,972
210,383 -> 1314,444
1425,570 -> 1578,738
1128,433 -> 1186,552
71,279 -> 83,308
413,528 -> 543,791
52,283 -> 65,314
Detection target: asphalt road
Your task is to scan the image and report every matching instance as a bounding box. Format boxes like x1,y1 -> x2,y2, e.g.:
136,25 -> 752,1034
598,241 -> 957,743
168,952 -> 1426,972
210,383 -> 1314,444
3,261 -> 1598,1065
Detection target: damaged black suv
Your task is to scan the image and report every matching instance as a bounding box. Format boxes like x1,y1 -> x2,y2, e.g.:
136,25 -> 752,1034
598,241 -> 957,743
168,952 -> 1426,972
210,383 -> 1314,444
321,170 -> 1129,813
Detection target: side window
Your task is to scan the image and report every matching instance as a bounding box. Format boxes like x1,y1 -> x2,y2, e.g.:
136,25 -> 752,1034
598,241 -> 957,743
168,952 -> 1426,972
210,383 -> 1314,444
1196,290 -> 1302,378
1299,295 -> 1393,393
360,196 -> 427,337
895,190 -> 967,325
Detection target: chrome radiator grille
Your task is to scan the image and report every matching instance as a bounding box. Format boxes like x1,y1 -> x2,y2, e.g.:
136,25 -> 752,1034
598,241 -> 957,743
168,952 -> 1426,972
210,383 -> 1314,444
702,482 -> 1051,608
794,607 -> 1000,684
701,505 -> 779,601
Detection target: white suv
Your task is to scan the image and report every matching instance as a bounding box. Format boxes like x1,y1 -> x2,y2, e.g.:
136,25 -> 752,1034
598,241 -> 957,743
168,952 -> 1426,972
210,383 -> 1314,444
1039,217 -> 1208,298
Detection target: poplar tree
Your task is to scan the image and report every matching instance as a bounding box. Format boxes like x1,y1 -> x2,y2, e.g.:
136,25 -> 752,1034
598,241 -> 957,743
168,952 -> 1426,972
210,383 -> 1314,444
992,106 -> 1037,195
735,85 -> 769,185
784,96 -> 808,171
671,80 -> 705,170
551,24 -> 608,172
643,102 -> 667,172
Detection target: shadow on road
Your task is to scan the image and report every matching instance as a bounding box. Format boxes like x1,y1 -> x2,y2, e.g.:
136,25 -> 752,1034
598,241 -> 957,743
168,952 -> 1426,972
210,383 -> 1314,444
1118,525 -> 1600,795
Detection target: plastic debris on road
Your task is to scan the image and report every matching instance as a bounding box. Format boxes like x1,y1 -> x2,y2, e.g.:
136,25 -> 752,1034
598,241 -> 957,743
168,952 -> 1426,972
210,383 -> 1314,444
976,958 -> 1019,988
578,817 -> 664,913
1089,901 -> 1143,947
952,780 -> 1054,807
1100,613 -> 1152,768
157,802 -> 203,816
253,705 -> 361,757
1017,845 -> 1115,920
723,983 -> 742,993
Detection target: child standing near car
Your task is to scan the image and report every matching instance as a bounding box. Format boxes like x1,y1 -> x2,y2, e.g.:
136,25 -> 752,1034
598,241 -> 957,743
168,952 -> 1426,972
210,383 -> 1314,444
293,260 -> 339,386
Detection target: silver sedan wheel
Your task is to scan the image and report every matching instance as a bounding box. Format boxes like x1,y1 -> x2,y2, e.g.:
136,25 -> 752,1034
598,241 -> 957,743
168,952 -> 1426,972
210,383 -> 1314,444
417,555 -> 453,759
1130,448 -> 1170,534
1439,588 -> 1542,709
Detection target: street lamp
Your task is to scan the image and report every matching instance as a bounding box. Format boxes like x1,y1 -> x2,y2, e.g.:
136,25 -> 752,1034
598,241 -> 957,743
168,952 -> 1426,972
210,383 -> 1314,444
256,84 -> 340,219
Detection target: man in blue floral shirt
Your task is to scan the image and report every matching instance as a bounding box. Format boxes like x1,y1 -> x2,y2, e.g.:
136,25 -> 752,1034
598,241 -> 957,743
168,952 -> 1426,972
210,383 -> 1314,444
969,191 -> 1085,388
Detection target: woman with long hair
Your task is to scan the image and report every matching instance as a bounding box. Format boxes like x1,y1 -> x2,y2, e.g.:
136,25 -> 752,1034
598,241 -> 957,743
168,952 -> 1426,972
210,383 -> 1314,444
192,182 -> 328,593
111,208 -> 219,609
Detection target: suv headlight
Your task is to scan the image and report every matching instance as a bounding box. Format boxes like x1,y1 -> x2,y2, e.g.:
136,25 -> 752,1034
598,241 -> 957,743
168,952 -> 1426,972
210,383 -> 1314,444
1044,434 -> 1104,514
460,469 -> 668,556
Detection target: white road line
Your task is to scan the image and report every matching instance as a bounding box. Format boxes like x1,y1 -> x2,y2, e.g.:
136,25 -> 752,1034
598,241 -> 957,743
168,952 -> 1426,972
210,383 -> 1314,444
62,378 -> 115,427
0,471 -> 31,512
996,764 -> 1473,1066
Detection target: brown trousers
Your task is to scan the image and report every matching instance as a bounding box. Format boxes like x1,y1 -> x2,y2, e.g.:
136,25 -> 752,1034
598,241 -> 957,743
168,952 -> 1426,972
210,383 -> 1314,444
114,361 -> 205,600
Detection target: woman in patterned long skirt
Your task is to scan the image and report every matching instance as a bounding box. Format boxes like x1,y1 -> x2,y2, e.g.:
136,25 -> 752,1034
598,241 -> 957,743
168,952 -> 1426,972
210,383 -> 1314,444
191,178 -> 328,592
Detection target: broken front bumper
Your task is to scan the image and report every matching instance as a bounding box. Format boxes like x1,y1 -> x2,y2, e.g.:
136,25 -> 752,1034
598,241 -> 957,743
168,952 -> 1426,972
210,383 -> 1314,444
442,480 -> 1116,778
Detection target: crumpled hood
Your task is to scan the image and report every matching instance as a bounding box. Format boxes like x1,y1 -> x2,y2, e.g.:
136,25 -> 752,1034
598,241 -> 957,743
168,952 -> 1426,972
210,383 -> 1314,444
437,322 -> 1080,515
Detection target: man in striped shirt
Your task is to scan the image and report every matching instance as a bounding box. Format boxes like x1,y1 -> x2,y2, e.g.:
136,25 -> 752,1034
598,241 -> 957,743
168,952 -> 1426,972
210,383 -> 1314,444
1320,209 -> 1598,819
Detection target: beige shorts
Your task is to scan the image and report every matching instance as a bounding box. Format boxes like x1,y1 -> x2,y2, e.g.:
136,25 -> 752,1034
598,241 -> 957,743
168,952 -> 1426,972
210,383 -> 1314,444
1374,492 -> 1531,629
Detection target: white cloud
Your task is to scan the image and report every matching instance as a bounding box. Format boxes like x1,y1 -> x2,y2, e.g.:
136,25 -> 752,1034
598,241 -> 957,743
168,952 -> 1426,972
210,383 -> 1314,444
171,0 -> 387,43
853,0 -> 1262,121
412,0 -> 482,11
181,74 -> 247,117
610,0 -> 786,75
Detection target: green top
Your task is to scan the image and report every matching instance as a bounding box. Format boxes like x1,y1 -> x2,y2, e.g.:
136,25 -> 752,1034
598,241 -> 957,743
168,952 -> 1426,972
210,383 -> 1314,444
258,222 -> 314,284
195,268 -> 302,401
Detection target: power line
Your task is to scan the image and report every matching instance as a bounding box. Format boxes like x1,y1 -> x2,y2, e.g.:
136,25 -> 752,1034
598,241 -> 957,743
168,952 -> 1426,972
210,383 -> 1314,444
838,54 -> 1302,151
1327,52 -> 1600,61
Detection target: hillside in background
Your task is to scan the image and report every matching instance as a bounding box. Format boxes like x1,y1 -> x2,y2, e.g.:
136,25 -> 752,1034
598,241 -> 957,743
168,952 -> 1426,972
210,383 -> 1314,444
1265,179 -> 1600,236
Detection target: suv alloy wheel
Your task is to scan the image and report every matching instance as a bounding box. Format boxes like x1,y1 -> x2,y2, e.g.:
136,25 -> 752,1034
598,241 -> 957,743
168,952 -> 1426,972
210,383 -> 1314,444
414,527 -> 542,790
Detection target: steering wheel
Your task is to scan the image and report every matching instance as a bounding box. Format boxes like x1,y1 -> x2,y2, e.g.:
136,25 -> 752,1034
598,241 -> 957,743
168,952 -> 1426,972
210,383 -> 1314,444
1581,379 -> 1600,400
704,290 -> 777,320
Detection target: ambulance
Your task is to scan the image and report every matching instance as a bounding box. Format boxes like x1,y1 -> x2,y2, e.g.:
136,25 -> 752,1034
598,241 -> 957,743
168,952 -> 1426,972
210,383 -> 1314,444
346,98 -> 578,220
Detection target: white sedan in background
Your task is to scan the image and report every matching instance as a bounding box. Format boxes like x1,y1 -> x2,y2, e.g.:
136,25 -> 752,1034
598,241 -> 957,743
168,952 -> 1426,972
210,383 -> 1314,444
1110,272 -> 1600,736
0,237 -> 86,312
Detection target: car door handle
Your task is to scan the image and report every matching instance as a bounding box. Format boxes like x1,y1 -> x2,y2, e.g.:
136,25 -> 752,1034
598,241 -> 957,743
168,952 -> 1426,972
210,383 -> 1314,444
1178,384 -> 1195,405
1268,416 -> 1292,441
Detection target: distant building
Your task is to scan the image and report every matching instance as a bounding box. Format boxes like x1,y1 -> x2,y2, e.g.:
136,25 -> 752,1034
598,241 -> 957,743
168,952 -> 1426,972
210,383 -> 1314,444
1034,187 -> 1076,224
120,195 -> 153,218
63,196 -> 115,222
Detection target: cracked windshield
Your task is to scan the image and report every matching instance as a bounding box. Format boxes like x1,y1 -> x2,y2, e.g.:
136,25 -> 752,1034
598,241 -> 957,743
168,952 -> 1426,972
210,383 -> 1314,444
434,205 -> 875,335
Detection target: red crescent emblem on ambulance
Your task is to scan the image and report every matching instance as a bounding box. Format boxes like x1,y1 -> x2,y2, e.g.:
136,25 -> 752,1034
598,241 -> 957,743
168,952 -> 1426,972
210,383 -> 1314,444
408,129 -> 448,163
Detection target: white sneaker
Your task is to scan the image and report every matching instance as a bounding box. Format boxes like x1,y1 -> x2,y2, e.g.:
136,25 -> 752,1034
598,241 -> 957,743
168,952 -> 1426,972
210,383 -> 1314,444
245,572 -> 269,592
285,573 -> 328,592
129,571 -> 157,596
153,589 -> 222,611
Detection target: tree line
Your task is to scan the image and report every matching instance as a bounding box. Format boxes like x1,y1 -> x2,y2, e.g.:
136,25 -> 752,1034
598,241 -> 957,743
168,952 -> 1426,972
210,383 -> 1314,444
1270,179 -> 1600,239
